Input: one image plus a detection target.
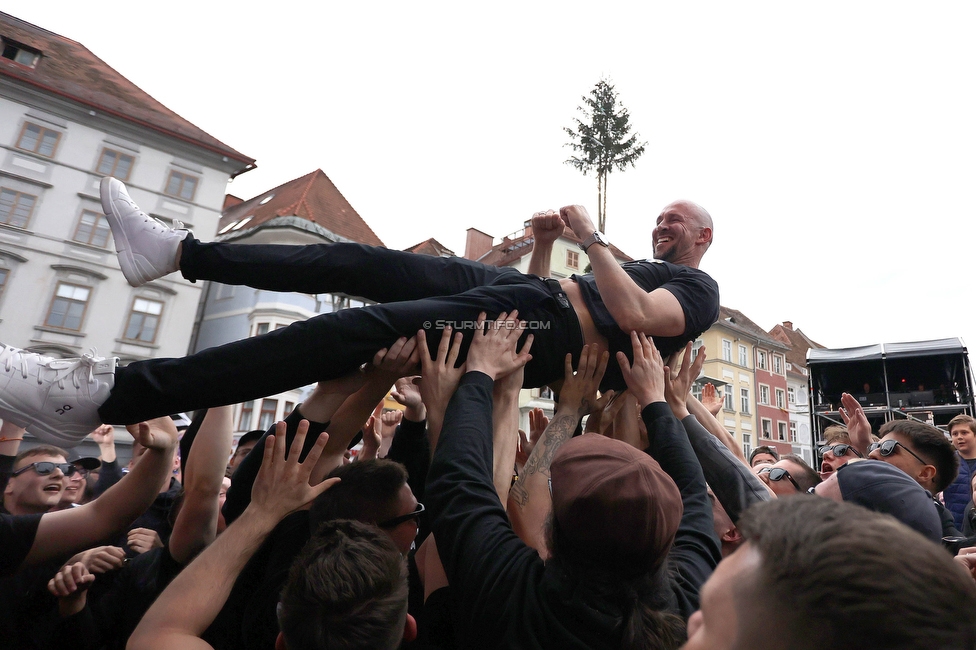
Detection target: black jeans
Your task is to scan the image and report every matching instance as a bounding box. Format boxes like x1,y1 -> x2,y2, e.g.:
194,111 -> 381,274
98,239 -> 584,424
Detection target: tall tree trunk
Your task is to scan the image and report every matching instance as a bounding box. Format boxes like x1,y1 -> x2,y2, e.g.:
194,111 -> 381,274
601,171 -> 608,234
596,173 -> 604,234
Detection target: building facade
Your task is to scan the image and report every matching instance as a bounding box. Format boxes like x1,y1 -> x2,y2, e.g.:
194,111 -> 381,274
0,13 -> 252,453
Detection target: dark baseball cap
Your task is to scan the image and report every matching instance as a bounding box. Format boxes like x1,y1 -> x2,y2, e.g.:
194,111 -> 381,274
837,460 -> 942,542
67,450 -> 101,471
550,435 -> 682,573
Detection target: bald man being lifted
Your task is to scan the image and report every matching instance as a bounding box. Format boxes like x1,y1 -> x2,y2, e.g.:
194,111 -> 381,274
0,178 -> 718,446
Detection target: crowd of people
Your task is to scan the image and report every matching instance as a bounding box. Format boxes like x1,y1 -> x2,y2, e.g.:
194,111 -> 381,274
0,177 -> 974,649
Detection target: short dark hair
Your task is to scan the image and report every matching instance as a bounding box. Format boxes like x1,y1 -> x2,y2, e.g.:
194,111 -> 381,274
734,498 -> 976,650
236,429 -> 265,449
780,454 -> 821,492
879,420 -> 959,493
279,520 -> 408,650
308,459 -> 408,532
749,446 -> 780,465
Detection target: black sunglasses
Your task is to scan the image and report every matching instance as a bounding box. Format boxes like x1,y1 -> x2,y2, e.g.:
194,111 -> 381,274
377,502 -> 425,529
758,466 -> 802,492
869,439 -> 928,466
12,461 -> 78,477
818,444 -> 863,459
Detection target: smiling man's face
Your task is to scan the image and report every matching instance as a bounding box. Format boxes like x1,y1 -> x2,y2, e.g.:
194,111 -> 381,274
4,453 -> 68,515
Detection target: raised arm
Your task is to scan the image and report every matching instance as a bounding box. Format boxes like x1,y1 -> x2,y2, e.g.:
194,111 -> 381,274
129,422 -> 337,650
507,344 -> 607,556
527,210 -> 564,277
560,205 -> 686,335
25,417 -> 179,567
491,361 -> 524,507
169,406 -> 234,564
840,392 -> 873,457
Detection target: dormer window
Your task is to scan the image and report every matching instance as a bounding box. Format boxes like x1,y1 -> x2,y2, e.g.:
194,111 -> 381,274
1,38 -> 40,68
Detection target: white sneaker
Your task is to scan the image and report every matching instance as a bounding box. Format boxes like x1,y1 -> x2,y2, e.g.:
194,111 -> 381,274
100,177 -> 188,287
0,345 -> 117,447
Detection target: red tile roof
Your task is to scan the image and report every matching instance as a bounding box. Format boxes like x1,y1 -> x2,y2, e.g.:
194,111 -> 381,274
716,306 -> 789,350
405,238 -> 456,257
768,322 -> 825,370
0,12 -> 254,169
219,169 -> 384,247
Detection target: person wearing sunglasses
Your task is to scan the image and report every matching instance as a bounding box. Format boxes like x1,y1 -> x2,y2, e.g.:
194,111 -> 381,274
867,419 -> 961,538
817,425 -> 864,481
2,446 -> 73,516
757,455 -> 821,497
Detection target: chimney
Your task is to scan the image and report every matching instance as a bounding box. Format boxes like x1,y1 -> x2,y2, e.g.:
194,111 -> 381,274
782,321 -> 793,331
464,228 -> 494,261
223,194 -> 244,211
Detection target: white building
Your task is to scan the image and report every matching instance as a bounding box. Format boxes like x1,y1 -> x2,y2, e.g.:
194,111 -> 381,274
0,13 -> 253,452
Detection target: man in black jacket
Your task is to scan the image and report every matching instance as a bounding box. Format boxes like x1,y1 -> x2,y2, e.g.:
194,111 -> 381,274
424,318 -> 720,649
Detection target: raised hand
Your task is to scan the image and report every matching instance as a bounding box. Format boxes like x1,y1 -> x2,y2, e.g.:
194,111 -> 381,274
664,342 -> 707,420
67,545 -> 126,574
840,392 -> 873,455
465,311 -> 534,381
583,389 -> 620,435
126,416 -> 178,452
391,376 -> 426,421
417,326 -> 465,441
531,210 -> 565,245
558,204 -> 597,239
617,331 -> 667,409
248,420 -> 339,523
47,562 -> 95,616
369,335 -> 421,380
701,382 -> 724,417
558,344 -> 610,417
359,414 -> 382,461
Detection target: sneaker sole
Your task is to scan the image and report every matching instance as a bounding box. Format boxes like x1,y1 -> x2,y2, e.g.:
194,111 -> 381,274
100,176 -> 155,288
0,400 -> 95,447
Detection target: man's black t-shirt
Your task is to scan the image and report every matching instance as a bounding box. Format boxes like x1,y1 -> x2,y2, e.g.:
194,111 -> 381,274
573,260 -> 720,389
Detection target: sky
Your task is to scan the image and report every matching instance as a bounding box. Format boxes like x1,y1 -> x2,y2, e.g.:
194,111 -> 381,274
7,1 -> 976,353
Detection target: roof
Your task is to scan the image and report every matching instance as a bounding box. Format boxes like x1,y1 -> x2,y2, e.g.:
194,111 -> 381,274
405,238 -> 456,257
808,338 -> 968,364
715,306 -> 788,350
0,13 -> 253,168
477,226 -> 632,268
218,169 -> 383,247
768,322 -> 824,370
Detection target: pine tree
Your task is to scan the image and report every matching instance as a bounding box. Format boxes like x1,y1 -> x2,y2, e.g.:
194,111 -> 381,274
564,79 -> 646,234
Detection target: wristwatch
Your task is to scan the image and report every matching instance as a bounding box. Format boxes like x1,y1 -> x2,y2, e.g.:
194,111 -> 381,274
579,231 -> 609,253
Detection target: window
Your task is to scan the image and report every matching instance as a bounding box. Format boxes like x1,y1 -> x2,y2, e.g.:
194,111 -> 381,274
775,389 -> 786,409
16,122 -> 60,157
788,386 -> 796,404
742,433 -> 752,458
0,188 -> 37,228
566,250 -> 579,270
692,383 -> 703,402
722,339 -> 732,362
789,421 -> 797,443
778,421 -> 787,441
72,210 -> 111,247
740,388 -> 750,414
164,170 -> 198,201
96,148 -> 135,180
757,349 -> 768,371
773,354 -> 784,375
738,344 -> 747,367
284,401 -> 296,417
123,297 -> 164,343
258,399 -> 278,430
45,282 -> 90,330
238,401 -> 254,431
724,390 -> 734,411
2,40 -> 41,67
759,384 -> 770,405
761,418 -> 772,439
254,322 -> 270,336
691,338 -> 703,360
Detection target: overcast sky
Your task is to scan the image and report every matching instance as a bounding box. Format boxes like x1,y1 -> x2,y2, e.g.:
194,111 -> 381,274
8,1 -> 975,354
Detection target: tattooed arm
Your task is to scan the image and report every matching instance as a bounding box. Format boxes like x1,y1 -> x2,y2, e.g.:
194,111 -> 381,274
507,345 -> 608,558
